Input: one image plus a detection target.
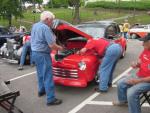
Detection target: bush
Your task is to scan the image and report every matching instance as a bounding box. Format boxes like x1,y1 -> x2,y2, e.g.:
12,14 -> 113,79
48,0 -> 68,8
85,1 -> 150,11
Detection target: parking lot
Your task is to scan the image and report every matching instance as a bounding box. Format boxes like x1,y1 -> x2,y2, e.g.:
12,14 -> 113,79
0,39 -> 149,113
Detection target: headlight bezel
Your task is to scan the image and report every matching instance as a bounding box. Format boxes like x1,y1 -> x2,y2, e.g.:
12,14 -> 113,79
78,61 -> 87,71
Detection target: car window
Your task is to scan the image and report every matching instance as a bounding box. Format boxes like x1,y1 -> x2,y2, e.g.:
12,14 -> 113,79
77,26 -> 105,39
0,28 -> 9,35
106,26 -> 116,35
105,25 -> 119,39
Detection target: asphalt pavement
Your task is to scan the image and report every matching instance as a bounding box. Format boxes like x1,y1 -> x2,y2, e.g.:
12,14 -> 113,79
0,39 -> 149,113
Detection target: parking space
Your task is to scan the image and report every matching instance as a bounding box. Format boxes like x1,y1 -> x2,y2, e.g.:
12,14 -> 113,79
0,39 -> 149,113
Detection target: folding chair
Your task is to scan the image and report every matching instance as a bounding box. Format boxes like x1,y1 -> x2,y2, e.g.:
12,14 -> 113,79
0,79 -> 23,113
140,91 -> 150,106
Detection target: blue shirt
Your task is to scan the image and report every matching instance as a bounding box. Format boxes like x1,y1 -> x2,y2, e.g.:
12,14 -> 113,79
31,21 -> 56,53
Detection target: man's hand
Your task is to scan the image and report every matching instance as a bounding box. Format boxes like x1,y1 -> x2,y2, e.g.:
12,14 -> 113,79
76,48 -> 87,55
131,61 -> 140,68
126,78 -> 142,85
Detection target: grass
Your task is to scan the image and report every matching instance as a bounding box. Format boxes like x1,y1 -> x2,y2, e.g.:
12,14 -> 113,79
116,13 -> 150,25
0,8 -> 150,30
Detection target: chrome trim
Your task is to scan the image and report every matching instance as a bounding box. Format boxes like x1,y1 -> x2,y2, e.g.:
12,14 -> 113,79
52,67 -> 77,72
52,67 -> 78,78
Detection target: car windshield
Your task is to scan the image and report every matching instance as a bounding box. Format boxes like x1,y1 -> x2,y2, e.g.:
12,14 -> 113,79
0,27 -> 10,35
77,26 -> 105,39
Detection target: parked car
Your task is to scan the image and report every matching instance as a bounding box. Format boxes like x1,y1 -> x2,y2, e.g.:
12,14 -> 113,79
0,32 -> 29,64
0,26 -> 23,48
128,24 -> 150,39
0,20 -> 127,88
51,20 -> 127,87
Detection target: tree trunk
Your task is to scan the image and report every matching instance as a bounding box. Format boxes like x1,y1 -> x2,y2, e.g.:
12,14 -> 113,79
8,14 -> 12,27
73,2 -> 80,24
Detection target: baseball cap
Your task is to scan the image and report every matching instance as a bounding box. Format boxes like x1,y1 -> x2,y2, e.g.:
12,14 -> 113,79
139,33 -> 150,42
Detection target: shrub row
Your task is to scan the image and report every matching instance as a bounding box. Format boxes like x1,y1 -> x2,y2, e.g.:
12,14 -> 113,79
85,1 -> 150,10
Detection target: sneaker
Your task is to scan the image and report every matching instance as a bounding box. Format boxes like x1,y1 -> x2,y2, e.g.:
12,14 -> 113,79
47,98 -> 62,106
112,101 -> 128,106
18,65 -> 23,70
94,87 -> 107,93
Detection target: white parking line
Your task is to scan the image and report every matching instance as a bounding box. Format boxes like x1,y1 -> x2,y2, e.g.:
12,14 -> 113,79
112,67 -> 132,84
68,67 -> 132,113
68,93 -> 100,113
88,101 -> 150,107
9,71 -> 36,81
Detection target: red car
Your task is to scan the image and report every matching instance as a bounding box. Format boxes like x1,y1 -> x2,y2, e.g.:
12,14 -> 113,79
51,20 -> 127,87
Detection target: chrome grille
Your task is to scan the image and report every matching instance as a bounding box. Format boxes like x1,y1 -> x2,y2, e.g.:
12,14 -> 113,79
52,67 -> 78,78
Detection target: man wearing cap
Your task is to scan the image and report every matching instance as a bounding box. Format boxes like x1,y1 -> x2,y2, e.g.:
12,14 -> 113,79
113,34 -> 150,113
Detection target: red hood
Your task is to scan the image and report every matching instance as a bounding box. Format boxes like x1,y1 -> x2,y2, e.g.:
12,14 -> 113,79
52,19 -> 93,45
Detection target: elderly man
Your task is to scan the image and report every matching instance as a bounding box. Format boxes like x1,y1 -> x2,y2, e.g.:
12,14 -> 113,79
113,34 -> 150,113
31,11 -> 63,106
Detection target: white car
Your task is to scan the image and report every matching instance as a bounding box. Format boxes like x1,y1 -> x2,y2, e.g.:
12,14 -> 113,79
128,24 -> 150,39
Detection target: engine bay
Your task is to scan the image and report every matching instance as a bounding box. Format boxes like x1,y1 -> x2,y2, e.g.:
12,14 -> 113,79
55,37 -> 87,61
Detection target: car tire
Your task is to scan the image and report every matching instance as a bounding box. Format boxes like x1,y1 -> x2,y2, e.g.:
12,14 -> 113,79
93,74 -> 99,85
131,34 -> 137,39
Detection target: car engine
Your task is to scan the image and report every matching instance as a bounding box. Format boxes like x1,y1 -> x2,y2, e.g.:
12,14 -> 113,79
55,48 -> 79,61
0,38 -> 21,62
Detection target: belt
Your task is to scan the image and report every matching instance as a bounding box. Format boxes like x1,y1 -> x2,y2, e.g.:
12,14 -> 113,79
106,42 -> 114,50
99,42 -> 114,58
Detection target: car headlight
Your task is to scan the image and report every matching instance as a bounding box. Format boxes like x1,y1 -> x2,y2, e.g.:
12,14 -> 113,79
0,50 -> 2,55
6,52 -> 9,56
78,61 -> 86,71
13,44 -> 17,50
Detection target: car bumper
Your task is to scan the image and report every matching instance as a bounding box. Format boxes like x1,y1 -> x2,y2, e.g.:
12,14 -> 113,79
54,76 -> 87,87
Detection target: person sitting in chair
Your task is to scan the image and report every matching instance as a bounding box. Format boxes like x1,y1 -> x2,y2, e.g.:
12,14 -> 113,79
113,33 -> 150,113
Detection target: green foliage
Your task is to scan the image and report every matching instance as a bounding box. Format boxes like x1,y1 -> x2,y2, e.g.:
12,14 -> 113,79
86,1 -> 150,10
48,0 -> 69,8
0,0 -> 22,26
0,0 -> 22,18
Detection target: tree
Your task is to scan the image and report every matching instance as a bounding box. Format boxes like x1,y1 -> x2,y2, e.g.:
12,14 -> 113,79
68,0 -> 80,24
0,0 -> 22,27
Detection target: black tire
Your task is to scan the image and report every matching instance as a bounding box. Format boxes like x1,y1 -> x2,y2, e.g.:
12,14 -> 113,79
131,34 -> 137,39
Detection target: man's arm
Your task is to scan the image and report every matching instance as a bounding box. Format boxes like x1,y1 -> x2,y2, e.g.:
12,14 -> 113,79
131,59 -> 141,68
49,43 -> 63,51
126,76 -> 150,85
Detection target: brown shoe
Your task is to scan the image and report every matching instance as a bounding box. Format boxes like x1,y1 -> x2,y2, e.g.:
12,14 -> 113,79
112,101 -> 128,106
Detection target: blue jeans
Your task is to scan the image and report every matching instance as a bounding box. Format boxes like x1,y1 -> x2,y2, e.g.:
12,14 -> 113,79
117,74 -> 150,113
124,32 -> 128,39
20,41 -> 32,65
32,51 -> 55,104
99,44 -> 122,91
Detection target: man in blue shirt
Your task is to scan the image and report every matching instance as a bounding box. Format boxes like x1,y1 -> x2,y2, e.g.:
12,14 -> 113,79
31,11 -> 63,106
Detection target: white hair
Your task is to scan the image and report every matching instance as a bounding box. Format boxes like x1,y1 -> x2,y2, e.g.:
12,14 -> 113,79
40,11 -> 55,21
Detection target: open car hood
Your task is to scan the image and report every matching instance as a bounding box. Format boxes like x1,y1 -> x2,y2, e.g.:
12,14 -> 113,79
51,19 -> 93,45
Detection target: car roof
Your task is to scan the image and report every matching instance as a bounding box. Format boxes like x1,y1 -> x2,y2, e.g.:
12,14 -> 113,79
76,20 -> 116,28
0,26 -> 5,28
